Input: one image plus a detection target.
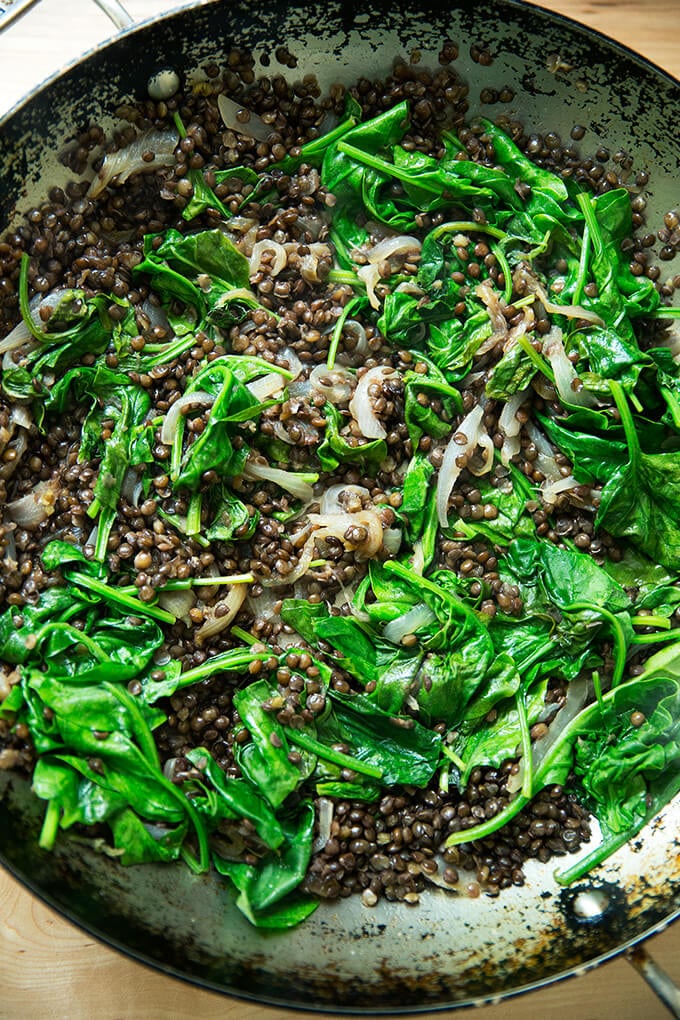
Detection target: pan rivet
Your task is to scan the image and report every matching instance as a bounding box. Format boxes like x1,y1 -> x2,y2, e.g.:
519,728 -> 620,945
148,69 -> 181,102
571,888 -> 610,920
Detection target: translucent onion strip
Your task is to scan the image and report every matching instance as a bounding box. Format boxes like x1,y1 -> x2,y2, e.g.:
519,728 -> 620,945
88,129 -> 178,198
383,604 -> 436,645
349,366 -> 398,440
543,328 -> 598,408
160,391 -> 213,445
310,364 -> 356,405
436,404 -> 486,527
498,389 -> 529,466
6,479 -> 59,529
217,94 -> 271,142
249,239 -> 287,277
242,460 -> 315,504
195,583 -> 249,644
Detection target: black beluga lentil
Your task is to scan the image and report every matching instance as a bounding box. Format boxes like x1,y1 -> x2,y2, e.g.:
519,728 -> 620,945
0,45 -> 678,926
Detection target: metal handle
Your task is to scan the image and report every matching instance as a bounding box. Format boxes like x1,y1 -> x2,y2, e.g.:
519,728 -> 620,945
0,0 -> 134,32
92,0 -> 134,30
627,945 -> 680,1019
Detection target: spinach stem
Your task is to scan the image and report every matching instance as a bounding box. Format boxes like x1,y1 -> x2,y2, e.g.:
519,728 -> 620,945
327,269 -> 362,286
573,223 -> 591,307
32,621 -> 110,663
103,681 -> 161,770
94,507 -> 116,563
515,687 -> 534,799
660,385 -> 680,431
65,571 -> 176,625
591,669 -> 605,711
630,614 -> 671,630
555,828 -> 635,886
231,625 -> 259,646
186,492 -> 202,536
514,330 -> 555,382
430,221 -> 507,242
337,141 -> 442,194
561,601 -> 628,687
446,793 -> 529,846
39,799 -> 61,851
19,253 -> 48,343
441,745 -> 466,771
609,379 -> 640,472
286,729 -> 384,779
631,630 -> 680,645
646,307 -> 680,319
490,243 -> 513,303
177,648 -> 272,687
144,333 -> 200,368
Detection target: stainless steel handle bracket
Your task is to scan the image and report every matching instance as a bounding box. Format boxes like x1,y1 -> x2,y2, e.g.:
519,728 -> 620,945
92,0 -> 134,30
0,0 -> 38,30
627,945 -> 680,1019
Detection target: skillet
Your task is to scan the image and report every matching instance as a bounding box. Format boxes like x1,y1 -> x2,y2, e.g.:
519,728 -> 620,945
0,0 -> 679,1011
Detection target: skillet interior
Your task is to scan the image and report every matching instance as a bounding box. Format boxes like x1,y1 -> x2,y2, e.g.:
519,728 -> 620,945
0,0 -> 679,1011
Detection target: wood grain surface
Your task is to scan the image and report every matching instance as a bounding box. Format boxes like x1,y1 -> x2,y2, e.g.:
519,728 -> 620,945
0,2 -> 679,1018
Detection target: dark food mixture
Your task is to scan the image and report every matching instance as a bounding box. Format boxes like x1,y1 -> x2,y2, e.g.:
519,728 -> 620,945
0,45 -> 679,926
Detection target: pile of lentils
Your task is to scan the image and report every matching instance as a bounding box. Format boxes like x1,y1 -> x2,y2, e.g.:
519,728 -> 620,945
0,43 -> 677,906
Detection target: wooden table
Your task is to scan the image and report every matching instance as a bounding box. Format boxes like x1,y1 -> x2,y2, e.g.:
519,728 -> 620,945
0,1 -> 679,1018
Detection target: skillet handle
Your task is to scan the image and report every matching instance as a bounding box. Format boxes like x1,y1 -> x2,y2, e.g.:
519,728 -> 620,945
92,0 -> 134,30
627,945 -> 680,1018
0,0 -> 135,33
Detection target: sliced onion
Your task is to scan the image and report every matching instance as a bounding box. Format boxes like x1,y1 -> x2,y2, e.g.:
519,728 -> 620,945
508,676 -> 590,795
516,268 -> 605,326
224,215 -> 259,235
272,422 -> 295,445
312,798 -> 334,854
357,263 -> 382,310
524,421 -> 562,482
261,533 -> 316,588
9,405 -> 33,431
498,388 -> 529,466
88,129 -> 178,198
6,479 -> 58,529
2,529 -> 17,567
0,318 -> 33,356
0,430 -> 27,481
250,239 -> 287,278
158,588 -> 196,622
383,603 -> 435,645
365,234 -> 421,264
411,539 -> 425,577
541,473 -> 580,505
242,460 -> 315,503
383,527 -> 402,555
320,483 -> 369,515
195,583 -> 249,644
306,509 -> 384,559
281,347 -> 303,378
475,280 -> 508,337
310,364 -> 356,405
159,391 -> 213,445
467,432 -> 495,476
436,404 -> 486,527
140,299 -> 173,337
287,378 -> 312,400
217,93 -> 271,142
247,372 -> 288,401
543,328 -> 598,408
349,366 -> 398,440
